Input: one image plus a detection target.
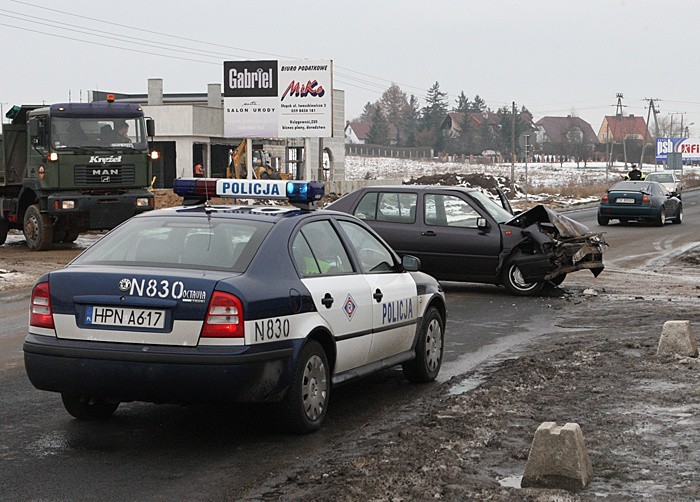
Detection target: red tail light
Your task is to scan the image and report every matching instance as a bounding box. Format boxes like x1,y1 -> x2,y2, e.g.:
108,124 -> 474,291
601,194 -> 609,202
642,195 -> 651,204
201,291 -> 244,338
30,282 -> 55,329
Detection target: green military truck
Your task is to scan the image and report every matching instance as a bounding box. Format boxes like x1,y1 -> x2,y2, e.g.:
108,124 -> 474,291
0,101 -> 156,250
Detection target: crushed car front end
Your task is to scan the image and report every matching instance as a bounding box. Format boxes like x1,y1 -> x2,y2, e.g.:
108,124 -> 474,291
499,205 -> 606,283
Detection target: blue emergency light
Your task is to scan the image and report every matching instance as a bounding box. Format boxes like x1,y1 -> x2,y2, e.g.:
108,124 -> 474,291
173,178 -> 325,204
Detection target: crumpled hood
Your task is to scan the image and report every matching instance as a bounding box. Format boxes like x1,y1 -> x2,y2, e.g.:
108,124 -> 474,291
506,205 -> 591,238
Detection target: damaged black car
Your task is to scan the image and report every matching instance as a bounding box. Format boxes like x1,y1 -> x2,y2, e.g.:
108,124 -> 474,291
326,185 -> 606,296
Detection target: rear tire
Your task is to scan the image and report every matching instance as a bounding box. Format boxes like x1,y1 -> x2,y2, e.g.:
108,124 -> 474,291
501,259 -> 545,296
672,205 -> 683,224
281,340 -> 330,434
655,207 -> 666,227
403,306 -> 444,383
597,214 -> 609,226
61,394 -> 119,420
23,204 -> 53,251
0,219 -> 8,246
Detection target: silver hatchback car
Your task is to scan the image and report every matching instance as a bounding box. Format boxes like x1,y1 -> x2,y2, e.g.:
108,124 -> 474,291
644,171 -> 682,198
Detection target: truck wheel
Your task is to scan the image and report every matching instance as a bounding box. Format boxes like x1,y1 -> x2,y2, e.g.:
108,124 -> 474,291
61,393 -> 119,420
0,219 -> 8,246
281,340 -> 330,434
501,259 -> 545,296
402,306 -> 444,383
24,204 -> 53,251
63,231 -> 80,243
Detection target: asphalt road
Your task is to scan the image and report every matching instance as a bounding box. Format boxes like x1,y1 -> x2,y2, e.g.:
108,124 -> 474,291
1,190 -> 698,500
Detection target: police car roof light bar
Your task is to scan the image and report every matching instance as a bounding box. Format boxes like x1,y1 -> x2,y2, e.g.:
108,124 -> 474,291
172,178 -> 325,207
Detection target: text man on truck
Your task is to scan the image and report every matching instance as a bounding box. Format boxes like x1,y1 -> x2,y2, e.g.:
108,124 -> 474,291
0,99 -> 157,250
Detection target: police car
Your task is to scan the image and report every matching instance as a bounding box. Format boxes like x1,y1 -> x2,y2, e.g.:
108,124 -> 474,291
24,179 -> 446,433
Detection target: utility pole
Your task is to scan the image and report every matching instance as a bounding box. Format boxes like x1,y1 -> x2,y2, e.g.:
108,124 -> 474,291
640,98 -> 658,169
510,101 -> 516,194
524,134 -> 530,208
614,93 -> 627,166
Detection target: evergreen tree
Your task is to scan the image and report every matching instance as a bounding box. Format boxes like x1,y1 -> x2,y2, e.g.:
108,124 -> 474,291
454,91 -> 470,113
420,81 -> 449,151
359,101 -> 376,122
367,106 -> 389,146
471,95 -> 486,112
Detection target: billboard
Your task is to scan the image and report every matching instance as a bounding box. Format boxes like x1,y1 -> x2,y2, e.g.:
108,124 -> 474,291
223,60 -> 333,138
656,137 -> 700,161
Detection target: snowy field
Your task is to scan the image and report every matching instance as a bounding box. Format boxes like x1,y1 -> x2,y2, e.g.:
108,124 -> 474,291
345,156 -> 700,206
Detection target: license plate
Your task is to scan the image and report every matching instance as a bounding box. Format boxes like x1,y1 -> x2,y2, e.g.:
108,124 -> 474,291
86,306 -> 166,329
616,198 -> 635,204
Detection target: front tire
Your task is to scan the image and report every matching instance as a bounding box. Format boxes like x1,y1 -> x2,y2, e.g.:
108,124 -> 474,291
23,204 -> 53,251
281,340 -> 330,434
597,214 -> 609,226
501,260 -> 545,296
61,394 -> 119,420
403,306 -> 444,383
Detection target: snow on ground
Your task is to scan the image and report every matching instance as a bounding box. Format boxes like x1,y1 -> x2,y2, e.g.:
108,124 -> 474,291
345,156 -> 699,206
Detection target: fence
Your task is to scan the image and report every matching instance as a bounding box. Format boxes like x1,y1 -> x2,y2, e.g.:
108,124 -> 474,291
345,144 -> 433,159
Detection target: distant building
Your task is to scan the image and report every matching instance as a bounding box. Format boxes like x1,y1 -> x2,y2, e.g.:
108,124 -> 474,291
90,79 -> 346,187
597,114 -> 651,143
535,116 -> 599,145
344,121 -> 398,145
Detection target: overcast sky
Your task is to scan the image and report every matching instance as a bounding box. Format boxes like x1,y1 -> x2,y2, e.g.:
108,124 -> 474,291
2,0 -> 700,136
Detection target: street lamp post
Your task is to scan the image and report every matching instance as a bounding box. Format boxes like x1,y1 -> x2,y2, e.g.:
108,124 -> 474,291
525,135 -> 530,209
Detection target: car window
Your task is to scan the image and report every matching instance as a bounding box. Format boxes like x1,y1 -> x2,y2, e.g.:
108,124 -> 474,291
73,216 -> 270,272
425,194 -> 481,228
377,192 -> 417,223
338,220 -> 398,274
293,220 -> 354,277
353,192 -> 417,223
354,192 -> 378,220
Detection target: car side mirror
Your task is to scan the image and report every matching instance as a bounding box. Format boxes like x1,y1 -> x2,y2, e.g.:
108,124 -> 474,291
476,217 -> 489,230
402,255 -> 420,272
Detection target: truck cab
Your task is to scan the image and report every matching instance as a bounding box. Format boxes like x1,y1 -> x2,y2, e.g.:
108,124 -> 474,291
0,102 -> 156,250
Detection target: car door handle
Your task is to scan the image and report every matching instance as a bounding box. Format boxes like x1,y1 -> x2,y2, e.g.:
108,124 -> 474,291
321,293 -> 334,309
421,230 -> 436,236
373,288 -> 383,303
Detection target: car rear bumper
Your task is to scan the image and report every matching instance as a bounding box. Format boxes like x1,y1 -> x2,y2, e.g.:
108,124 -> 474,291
23,333 -> 296,404
598,205 -> 659,219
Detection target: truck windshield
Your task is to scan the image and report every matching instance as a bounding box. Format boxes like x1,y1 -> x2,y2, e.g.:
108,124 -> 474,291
51,116 -> 148,151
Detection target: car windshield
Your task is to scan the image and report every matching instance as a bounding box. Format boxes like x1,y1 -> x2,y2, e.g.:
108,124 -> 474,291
51,116 -> 148,151
647,173 -> 674,183
467,190 -> 514,223
72,215 -> 273,272
610,181 -> 653,192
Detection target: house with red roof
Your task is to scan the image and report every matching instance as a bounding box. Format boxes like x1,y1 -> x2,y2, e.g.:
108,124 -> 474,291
597,114 -> 652,143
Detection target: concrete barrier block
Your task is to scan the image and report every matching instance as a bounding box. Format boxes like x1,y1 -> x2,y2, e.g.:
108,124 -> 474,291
521,422 -> 592,491
657,321 -> 697,357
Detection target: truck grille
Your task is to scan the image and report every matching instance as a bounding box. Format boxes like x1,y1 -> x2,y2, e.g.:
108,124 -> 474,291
74,165 -> 136,185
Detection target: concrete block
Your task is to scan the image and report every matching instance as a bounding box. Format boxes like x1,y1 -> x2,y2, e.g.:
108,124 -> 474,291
657,320 -> 697,357
521,422 -> 592,491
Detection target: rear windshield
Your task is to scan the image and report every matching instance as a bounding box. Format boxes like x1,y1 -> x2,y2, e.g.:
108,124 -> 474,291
72,216 -> 273,272
611,181 -> 653,192
646,173 -> 674,183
